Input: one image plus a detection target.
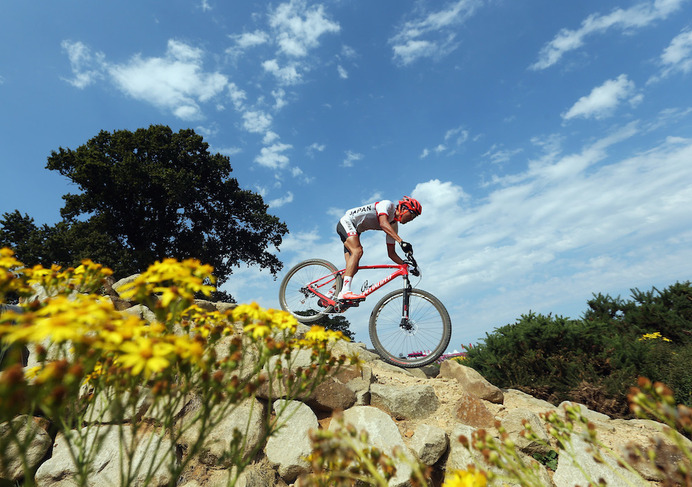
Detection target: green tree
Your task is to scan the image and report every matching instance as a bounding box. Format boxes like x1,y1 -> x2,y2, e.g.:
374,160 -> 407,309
1,125 -> 287,288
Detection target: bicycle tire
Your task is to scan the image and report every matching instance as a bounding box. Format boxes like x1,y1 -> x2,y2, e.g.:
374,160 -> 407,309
369,288 -> 451,368
279,259 -> 342,323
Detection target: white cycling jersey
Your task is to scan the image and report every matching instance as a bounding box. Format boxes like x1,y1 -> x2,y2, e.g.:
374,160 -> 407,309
339,200 -> 398,244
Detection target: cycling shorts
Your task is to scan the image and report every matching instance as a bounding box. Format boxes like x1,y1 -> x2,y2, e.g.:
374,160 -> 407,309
336,221 -> 359,254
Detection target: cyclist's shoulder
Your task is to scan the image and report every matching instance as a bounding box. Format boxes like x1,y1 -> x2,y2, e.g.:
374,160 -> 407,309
374,199 -> 395,210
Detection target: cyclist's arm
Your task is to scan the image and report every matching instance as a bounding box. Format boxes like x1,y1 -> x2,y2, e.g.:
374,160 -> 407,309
387,243 -> 405,265
379,214 -> 405,265
378,214 -> 402,244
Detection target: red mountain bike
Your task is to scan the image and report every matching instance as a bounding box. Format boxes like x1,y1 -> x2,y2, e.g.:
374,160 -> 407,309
278,252 -> 451,368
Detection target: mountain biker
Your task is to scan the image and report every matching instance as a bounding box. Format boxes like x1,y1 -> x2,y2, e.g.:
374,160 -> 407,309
335,196 -> 422,300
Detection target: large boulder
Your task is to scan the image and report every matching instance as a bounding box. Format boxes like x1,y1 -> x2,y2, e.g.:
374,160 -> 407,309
35,425 -> 174,487
179,397 -> 266,465
265,400 -> 318,482
370,383 -> 440,420
439,360 -> 504,404
0,416 -> 52,483
331,406 -> 416,487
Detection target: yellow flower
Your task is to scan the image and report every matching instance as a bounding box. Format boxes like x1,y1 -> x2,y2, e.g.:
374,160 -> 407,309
233,302 -> 269,323
304,325 -> 343,343
0,247 -> 24,269
244,321 -> 272,339
117,337 -> 176,376
639,332 -> 672,342
443,469 -> 487,487
119,258 -> 216,302
172,335 -> 205,362
267,308 -> 298,332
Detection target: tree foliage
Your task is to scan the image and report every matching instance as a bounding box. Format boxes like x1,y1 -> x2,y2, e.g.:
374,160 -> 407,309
1,125 -> 287,288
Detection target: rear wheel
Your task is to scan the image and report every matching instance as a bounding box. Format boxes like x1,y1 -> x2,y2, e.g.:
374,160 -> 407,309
369,288 -> 451,368
279,259 -> 342,323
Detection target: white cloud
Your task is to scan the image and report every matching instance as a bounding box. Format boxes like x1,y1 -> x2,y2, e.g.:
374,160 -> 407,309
61,40 -> 106,88
262,59 -> 302,85
562,74 -> 639,120
342,150 -> 363,167
398,132 -> 692,345
337,65 -> 348,79
421,125 -> 471,157
659,28 -> 692,78
216,146 -> 242,157
306,142 -> 326,156
242,110 -> 273,133
531,0 -> 686,70
390,0 -> 483,65
107,39 -> 228,120
255,142 -> 293,169
444,126 -> 469,145
482,144 -> 523,165
263,131 -> 280,144
269,0 -> 340,58
227,30 -> 270,57
269,191 -> 294,207
227,83 -> 247,110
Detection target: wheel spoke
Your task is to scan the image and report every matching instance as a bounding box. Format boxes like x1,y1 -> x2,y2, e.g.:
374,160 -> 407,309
369,289 -> 451,367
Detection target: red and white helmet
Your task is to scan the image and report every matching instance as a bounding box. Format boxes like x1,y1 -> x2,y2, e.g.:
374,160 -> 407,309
398,196 -> 422,216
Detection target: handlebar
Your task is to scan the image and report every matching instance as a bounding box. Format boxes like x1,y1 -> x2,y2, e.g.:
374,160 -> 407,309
404,251 -> 420,277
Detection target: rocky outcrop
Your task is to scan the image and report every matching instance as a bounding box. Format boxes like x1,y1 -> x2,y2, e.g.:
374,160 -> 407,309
2,286 -> 684,487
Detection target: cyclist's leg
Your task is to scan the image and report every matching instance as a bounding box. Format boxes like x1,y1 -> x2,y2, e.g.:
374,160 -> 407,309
339,235 -> 363,298
336,220 -> 363,298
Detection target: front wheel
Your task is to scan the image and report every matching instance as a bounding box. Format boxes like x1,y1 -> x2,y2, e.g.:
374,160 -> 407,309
369,289 -> 451,368
279,259 -> 342,323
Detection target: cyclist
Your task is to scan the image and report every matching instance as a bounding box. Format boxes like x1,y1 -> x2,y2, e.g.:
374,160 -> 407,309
335,196 -> 421,300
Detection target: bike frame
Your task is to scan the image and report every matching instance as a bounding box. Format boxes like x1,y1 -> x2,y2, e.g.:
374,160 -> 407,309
305,262 -> 413,310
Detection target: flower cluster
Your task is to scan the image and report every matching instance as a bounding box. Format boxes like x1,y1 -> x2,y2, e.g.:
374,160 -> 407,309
0,248 -> 356,487
638,331 -> 673,342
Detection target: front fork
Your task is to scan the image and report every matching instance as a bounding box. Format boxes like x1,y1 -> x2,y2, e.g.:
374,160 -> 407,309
399,275 -> 413,330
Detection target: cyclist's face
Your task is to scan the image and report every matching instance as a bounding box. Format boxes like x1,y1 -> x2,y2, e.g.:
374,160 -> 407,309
400,209 -> 418,224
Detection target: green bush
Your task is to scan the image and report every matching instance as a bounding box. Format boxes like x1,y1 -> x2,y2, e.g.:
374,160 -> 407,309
464,282 -> 692,415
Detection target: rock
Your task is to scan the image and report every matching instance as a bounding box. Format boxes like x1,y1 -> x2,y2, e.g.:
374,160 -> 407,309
122,304 -> 157,323
553,432 -> 648,487
502,389 -> 555,411
265,400 -> 318,482
439,360 -> 504,404
331,406 -> 416,487
193,299 -> 218,312
445,424 -> 485,472
0,416 -> 52,482
370,383 -> 440,420
455,391 -> 496,428
329,340 -> 381,363
83,387 -> 153,424
500,408 -> 551,456
179,397 -> 266,465
35,425 -> 174,487
609,418 -> 692,482
112,274 -> 140,294
409,424 -> 448,466
446,424 -> 552,487
557,400 -> 611,424
305,376 -> 357,412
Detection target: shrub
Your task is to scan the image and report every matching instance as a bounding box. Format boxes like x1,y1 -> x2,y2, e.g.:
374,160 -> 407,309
464,282 -> 692,414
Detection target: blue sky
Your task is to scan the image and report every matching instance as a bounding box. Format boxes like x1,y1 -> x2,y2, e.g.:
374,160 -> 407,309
2,0 -> 692,352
